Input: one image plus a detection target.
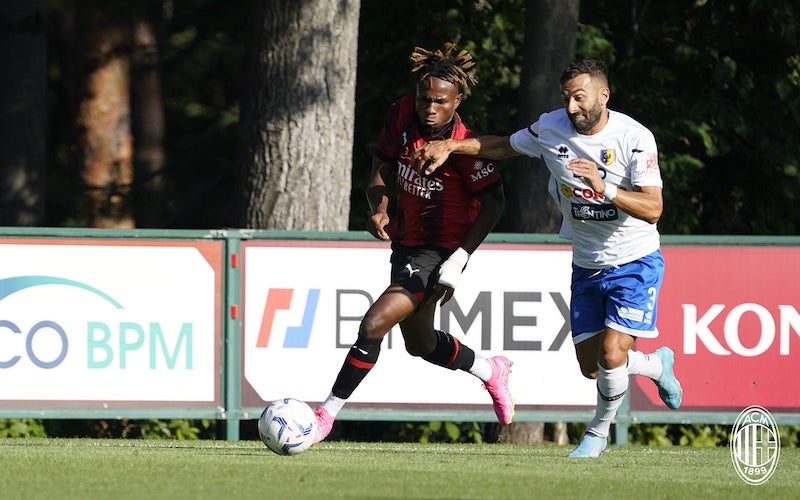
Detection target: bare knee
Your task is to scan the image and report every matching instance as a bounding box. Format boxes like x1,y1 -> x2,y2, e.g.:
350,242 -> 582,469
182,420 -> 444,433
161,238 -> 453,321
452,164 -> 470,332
359,311 -> 390,340
600,331 -> 634,369
600,349 -> 629,369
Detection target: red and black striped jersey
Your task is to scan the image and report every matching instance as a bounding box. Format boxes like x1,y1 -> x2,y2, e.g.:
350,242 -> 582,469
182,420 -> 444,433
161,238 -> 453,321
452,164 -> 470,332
374,93 -> 502,250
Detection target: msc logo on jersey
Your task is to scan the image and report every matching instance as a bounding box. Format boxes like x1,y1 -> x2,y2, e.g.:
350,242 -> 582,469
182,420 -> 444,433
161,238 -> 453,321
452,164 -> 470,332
470,160 -> 496,181
600,149 -> 615,166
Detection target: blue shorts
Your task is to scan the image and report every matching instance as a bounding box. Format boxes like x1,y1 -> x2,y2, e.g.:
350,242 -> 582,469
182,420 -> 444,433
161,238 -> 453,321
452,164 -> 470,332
570,249 -> 664,344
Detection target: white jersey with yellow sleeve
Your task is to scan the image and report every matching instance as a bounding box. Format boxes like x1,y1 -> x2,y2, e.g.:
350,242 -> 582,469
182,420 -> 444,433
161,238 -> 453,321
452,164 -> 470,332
510,109 -> 663,269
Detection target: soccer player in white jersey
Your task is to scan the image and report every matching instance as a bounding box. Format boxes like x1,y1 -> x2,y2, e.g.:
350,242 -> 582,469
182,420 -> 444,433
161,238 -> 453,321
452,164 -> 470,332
412,59 -> 683,458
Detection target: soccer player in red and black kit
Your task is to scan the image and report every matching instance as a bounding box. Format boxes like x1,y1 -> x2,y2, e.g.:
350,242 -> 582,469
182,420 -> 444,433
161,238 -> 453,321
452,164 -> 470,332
313,43 -> 513,443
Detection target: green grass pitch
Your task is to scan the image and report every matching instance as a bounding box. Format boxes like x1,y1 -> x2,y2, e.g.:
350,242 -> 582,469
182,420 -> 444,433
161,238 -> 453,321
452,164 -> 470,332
1,439 -> 798,499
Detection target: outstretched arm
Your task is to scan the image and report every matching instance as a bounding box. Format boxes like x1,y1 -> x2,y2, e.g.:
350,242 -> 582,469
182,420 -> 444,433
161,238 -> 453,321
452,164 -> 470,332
412,135 -> 518,175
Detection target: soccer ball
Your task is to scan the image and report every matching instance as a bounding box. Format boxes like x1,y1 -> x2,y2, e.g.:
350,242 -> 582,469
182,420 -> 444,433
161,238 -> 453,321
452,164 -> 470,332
258,398 -> 318,456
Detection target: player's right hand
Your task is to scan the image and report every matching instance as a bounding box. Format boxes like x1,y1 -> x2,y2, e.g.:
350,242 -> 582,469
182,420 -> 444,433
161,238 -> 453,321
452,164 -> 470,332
367,212 -> 390,240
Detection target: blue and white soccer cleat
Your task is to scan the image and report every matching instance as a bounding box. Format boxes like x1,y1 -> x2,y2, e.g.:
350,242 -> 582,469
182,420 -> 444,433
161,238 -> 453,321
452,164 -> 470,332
567,434 -> 608,458
653,346 -> 683,410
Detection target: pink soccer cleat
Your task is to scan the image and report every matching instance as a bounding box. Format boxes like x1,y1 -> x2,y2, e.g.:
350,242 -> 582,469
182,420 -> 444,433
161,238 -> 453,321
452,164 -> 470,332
484,356 -> 515,425
313,406 -> 335,444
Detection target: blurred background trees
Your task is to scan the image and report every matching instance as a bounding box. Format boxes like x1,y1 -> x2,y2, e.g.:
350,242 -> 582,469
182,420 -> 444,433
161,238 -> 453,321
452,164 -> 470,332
0,0 -> 47,226
1,0 -> 798,233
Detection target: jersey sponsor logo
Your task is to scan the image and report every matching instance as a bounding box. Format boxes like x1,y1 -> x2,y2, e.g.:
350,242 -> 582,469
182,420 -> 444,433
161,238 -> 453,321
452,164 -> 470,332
561,182 -> 612,201
600,149 -> 615,166
396,162 -> 444,199
556,144 -> 570,159
571,203 -> 618,221
469,160 -> 496,182
561,183 -> 606,201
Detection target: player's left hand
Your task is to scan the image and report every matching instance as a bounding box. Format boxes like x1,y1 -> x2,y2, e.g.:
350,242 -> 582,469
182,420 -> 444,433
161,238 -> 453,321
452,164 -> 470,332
435,248 -> 469,305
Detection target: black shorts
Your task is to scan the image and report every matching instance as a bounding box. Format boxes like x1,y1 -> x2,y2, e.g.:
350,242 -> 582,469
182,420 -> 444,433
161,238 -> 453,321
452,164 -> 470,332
390,243 -> 452,302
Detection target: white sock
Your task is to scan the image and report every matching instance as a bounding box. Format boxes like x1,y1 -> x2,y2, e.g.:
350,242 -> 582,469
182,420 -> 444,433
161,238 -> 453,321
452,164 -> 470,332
468,356 -> 492,381
626,349 -> 663,379
586,364 -> 629,438
319,392 -> 347,418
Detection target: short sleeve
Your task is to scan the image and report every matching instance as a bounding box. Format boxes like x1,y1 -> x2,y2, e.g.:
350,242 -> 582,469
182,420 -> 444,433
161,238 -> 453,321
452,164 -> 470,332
629,130 -> 663,188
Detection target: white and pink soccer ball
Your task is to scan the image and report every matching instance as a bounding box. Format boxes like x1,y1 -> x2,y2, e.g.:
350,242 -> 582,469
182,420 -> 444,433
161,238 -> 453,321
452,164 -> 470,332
258,398 -> 317,456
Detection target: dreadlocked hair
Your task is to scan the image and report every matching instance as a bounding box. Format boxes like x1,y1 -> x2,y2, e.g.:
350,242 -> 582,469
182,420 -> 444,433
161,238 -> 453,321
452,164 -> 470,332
409,42 -> 478,97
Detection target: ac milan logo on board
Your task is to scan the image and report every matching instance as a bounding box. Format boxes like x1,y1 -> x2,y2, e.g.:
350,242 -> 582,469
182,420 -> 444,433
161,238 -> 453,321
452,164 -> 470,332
730,405 -> 780,485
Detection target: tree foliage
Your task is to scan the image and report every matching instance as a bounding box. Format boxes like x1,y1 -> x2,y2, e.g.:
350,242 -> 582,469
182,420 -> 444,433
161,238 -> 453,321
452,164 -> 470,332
34,0 -> 800,234
577,0 -> 800,234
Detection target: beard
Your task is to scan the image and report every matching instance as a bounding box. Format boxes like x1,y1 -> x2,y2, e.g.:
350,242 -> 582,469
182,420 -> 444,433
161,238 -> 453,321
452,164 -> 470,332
569,101 -> 604,134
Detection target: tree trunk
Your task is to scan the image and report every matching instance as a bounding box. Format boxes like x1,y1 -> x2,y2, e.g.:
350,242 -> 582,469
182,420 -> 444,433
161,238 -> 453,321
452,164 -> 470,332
496,420 -> 545,443
235,0 -> 359,230
502,0 -> 579,444
506,0 -> 579,234
73,3 -> 134,228
0,0 -> 47,226
131,2 -> 168,228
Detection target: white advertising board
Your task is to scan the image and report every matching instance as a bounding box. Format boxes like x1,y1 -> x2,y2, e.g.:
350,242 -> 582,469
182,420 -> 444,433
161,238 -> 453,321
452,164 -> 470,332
242,241 -> 595,408
0,241 -> 221,405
